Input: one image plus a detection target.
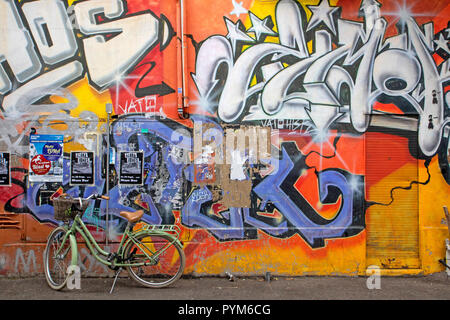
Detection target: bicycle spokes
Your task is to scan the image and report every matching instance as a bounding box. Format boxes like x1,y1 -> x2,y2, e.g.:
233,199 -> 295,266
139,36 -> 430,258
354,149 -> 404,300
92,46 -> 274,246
44,227 -> 75,290
124,233 -> 185,288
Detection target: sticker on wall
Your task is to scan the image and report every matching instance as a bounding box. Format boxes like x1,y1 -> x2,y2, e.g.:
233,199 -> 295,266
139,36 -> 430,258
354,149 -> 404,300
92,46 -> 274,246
29,135 -> 64,182
70,151 -> 95,185
194,163 -> 216,184
0,152 -> 11,186
119,151 -> 144,185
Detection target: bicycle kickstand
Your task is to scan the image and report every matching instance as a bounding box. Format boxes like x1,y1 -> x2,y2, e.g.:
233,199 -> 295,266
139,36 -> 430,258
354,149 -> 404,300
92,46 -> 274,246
110,267 -> 123,294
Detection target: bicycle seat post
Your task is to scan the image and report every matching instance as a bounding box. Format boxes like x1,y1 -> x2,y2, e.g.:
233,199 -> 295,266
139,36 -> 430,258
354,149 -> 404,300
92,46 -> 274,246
126,221 -> 133,232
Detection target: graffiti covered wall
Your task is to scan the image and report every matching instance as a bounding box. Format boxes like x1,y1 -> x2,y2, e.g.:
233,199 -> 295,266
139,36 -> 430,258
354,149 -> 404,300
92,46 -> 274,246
0,0 -> 449,276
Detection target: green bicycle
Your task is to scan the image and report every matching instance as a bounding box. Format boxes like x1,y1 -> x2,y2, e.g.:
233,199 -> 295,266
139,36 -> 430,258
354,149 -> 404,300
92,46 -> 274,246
43,193 -> 185,291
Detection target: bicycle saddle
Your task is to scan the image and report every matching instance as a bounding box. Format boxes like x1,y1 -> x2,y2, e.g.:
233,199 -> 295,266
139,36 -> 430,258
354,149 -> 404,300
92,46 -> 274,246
120,210 -> 144,223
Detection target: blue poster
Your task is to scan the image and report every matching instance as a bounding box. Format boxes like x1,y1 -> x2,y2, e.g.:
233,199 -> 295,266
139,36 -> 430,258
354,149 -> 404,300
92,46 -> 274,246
29,135 -> 64,182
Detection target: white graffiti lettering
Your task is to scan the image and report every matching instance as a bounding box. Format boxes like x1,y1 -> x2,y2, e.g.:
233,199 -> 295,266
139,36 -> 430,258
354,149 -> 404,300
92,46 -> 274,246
192,0 -> 450,157
0,0 -> 168,102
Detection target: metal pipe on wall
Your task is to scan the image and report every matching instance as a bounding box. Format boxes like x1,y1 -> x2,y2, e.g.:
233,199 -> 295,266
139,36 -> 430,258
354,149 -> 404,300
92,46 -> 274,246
105,103 -> 112,245
177,0 -> 188,119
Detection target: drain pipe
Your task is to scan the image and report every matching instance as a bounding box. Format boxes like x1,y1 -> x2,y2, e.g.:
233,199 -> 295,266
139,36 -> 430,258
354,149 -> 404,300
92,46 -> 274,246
177,0 -> 188,119
105,103 -> 112,246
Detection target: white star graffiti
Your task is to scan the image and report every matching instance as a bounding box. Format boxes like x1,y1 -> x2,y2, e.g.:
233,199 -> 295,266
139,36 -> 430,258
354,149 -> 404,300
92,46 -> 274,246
434,33 -> 450,54
306,0 -> 339,35
230,0 -> 248,19
224,17 -> 254,53
247,12 -> 277,41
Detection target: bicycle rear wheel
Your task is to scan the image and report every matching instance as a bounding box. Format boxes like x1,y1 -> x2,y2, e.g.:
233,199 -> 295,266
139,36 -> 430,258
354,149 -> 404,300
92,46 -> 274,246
43,227 -> 75,290
124,232 -> 185,288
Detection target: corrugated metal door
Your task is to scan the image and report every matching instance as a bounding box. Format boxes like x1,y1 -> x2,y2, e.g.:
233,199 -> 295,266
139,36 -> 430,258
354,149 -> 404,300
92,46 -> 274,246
365,131 -> 420,269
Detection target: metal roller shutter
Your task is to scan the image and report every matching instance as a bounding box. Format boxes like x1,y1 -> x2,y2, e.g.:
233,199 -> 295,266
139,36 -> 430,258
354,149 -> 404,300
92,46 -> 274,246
365,131 -> 420,269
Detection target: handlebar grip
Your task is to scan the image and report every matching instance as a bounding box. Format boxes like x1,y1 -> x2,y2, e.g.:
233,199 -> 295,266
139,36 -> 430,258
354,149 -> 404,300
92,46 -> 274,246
101,195 -> 110,200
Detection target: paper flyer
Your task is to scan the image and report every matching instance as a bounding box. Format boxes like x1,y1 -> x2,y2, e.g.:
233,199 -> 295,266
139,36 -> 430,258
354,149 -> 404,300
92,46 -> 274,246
70,151 -> 94,185
0,152 -> 11,186
119,151 -> 144,185
29,135 -> 64,182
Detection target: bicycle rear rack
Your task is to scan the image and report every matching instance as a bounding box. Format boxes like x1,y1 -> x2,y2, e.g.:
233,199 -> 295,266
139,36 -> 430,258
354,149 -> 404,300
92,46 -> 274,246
141,224 -> 182,240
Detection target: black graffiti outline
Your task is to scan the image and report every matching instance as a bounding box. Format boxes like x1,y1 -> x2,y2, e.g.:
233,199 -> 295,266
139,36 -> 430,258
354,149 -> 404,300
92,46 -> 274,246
4,168 -> 29,213
366,158 -> 432,208
134,61 -> 175,98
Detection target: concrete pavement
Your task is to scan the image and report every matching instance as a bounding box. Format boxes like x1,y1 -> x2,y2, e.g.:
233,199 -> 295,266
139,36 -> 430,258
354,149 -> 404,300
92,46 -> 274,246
1,272 -> 450,300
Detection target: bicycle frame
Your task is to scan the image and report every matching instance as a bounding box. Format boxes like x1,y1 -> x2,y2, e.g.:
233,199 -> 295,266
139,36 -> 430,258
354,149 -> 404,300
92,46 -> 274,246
55,213 -> 182,269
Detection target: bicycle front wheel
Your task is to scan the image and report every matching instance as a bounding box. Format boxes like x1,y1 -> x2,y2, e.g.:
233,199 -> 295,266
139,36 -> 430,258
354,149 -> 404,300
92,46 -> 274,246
43,226 -> 75,290
124,232 -> 185,288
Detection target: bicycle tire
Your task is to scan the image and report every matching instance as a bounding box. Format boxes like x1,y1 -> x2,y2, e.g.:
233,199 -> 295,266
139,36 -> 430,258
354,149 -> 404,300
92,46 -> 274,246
43,227 -> 75,290
124,232 -> 185,288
